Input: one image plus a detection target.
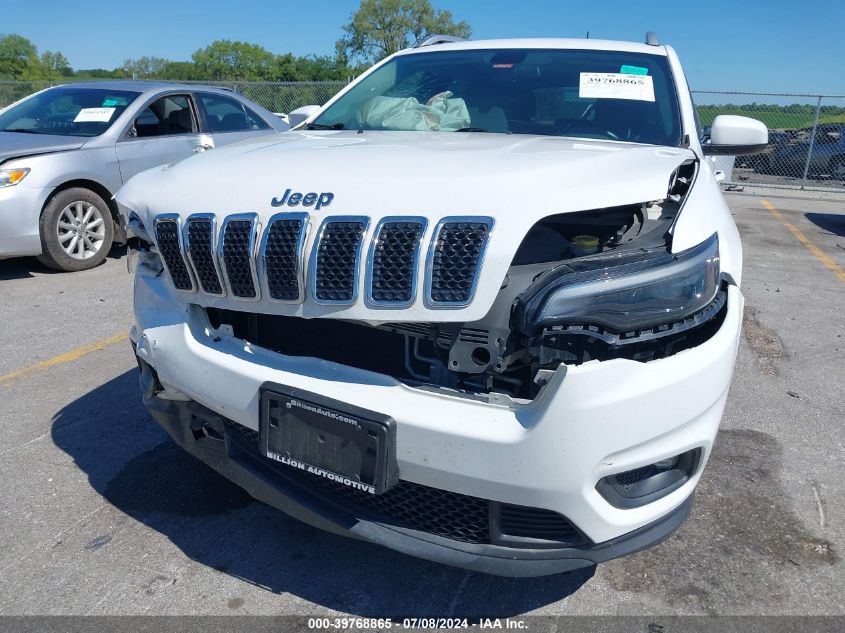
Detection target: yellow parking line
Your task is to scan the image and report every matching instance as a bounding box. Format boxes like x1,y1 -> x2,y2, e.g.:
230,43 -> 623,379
761,199 -> 845,284
0,331 -> 129,387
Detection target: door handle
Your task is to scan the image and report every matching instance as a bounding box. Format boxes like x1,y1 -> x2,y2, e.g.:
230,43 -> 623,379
193,143 -> 214,153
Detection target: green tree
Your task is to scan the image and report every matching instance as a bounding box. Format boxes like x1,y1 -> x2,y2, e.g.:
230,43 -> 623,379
191,40 -> 283,80
157,61 -> 198,81
122,56 -> 170,79
40,51 -> 73,77
0,34 -> 74,80
0,34 -> 40,79
336,0 -> 471,65
294,55 -> 357,81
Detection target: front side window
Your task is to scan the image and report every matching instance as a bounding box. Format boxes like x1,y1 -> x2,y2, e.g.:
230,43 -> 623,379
132,95 -> 196,138
312,48 -> 683,146
0,87 -> 140,137
197,94 -> 270,132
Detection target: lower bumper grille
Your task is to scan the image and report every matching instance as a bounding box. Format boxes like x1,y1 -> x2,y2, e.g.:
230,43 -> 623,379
224,420 -> 586,547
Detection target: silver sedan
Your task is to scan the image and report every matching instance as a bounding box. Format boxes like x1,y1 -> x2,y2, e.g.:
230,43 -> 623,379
0,81 -> 289,271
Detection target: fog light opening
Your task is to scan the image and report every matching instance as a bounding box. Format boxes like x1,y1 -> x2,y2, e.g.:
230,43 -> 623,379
596,448 -> 701,509
652,456 -> 681,470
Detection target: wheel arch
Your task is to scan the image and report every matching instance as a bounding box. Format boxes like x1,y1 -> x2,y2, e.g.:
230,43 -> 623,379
42,179 -> 126,243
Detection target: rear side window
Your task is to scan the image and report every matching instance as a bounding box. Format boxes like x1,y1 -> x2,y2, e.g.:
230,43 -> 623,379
197,94 -> 270,132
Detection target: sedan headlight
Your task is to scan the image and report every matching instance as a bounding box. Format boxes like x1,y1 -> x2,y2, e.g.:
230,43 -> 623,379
524,233 -> 720,332
0,168 -> 30,188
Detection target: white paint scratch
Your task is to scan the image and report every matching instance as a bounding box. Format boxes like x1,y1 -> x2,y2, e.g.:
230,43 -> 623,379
811,481 -> 826,529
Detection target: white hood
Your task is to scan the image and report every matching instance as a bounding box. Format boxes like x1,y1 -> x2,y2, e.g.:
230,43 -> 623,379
118,130 -> 695,322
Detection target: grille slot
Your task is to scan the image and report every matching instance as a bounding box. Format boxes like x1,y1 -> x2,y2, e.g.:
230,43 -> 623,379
498,504 -> 585,543
154,217 -> 193,291
368,219 -> 425,305
185,216 -> 223,295
220,216 -> 258,299
458,327 -> 489,344
428,218 -> 492,306
262,215 -> 306,301
313,219 -> 367,303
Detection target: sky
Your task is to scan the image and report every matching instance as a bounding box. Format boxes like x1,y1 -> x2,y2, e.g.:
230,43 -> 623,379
6,0 -> 845,94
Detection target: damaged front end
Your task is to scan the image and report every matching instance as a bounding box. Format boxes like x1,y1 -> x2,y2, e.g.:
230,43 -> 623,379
204,160 -> 727,405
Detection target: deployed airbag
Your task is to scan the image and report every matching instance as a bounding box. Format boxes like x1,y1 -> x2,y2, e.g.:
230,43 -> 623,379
358,91 -> 470,131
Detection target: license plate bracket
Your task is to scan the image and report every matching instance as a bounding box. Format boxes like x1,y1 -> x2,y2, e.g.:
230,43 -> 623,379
259,384 -> 398,495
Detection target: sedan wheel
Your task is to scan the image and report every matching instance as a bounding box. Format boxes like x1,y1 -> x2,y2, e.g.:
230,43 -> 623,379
57,201 -> 107,260
37,187 -> 114,272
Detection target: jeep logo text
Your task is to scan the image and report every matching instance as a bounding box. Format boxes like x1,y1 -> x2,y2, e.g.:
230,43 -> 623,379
271,189 -> 334,210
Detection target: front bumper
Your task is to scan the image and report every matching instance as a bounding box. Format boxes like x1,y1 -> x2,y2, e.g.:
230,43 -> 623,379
142,382 -> 694,576
0,185 -> 49,258
132,271 -> 743,574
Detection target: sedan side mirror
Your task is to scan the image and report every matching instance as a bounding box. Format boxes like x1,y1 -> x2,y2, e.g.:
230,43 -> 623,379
703,115 -> 768,155
288,105 -> 321,129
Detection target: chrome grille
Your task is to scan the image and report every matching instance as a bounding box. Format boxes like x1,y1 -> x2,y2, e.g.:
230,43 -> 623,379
184,215 -> 223,295
368,218 -> 426,306
155,213 -> 492,310
427,218 -> 493,306
312,218 -> 368,303
261,214 -> 307,302
154,216 -> 194,291
220,215 -> 258,299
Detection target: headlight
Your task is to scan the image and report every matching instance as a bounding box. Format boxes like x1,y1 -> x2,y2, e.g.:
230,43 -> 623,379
0,168 -> 30,188
524,233 -> 720,332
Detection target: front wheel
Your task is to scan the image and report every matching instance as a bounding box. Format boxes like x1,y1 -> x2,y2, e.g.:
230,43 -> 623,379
37,187 -> 114,272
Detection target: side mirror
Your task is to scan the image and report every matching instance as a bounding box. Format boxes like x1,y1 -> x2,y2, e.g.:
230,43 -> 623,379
288,105 -> 321,129
703,115 -> 768,155
127,125 -> 138,139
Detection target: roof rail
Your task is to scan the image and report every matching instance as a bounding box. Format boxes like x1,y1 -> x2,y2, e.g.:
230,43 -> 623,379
413,34 -> 467,48
645,31 -> 660,46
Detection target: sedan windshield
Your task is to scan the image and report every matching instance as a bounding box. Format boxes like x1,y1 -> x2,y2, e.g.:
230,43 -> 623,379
313,48 -> 683,146
0,87 -> 140,137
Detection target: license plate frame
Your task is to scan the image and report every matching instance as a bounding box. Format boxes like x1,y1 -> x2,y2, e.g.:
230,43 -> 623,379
259,384 -> 398,495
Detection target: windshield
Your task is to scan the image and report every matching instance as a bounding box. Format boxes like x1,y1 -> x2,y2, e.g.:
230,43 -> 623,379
0,87 -> 141,137
313,48 -> 683,146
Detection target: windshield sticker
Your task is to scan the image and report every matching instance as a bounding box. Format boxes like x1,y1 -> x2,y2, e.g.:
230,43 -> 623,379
579,73 -> 655,102
101,99 -> 121,106
620,65 -> 649,75
73,107 -> 116,123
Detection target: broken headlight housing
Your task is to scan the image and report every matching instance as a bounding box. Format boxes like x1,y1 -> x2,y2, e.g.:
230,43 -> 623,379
522,233 -> 720,332
125,210 -> 163,276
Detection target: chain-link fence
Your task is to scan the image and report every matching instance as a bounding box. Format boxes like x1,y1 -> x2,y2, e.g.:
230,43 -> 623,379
692,91 -> 845,192
2,81 -> 844,193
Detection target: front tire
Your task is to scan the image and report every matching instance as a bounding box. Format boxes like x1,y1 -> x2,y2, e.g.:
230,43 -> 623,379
37,188 -> 114,272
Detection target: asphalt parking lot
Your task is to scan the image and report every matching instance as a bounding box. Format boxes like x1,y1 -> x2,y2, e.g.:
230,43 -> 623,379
0,190 -> 842,617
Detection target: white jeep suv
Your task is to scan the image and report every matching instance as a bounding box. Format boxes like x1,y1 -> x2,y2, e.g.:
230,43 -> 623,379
117,35 -> 766,576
